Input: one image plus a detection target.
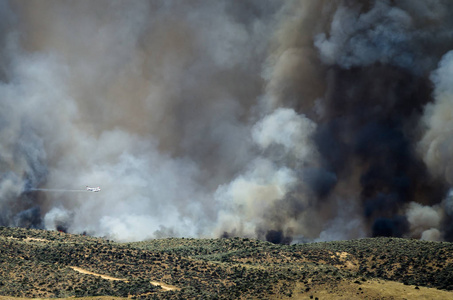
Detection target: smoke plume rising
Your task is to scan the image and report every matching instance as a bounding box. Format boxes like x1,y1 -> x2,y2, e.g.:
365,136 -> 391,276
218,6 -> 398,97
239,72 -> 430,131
1,0 -> 453,243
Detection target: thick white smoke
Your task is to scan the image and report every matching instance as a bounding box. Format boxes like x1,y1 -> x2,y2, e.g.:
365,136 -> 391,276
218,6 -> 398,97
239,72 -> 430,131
405,202 -> 441,241
2,0 -> 453,242
0,0 -> 283,241
214,108 -> 319,239
418,50 -> 453,241
419,51 -> 453,184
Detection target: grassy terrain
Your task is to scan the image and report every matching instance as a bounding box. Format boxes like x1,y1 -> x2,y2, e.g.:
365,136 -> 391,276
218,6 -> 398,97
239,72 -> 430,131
0,226 -> 452,299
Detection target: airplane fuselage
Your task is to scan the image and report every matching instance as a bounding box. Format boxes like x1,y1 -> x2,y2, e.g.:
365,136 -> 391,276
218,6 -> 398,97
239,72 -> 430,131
86,186 -> 101,192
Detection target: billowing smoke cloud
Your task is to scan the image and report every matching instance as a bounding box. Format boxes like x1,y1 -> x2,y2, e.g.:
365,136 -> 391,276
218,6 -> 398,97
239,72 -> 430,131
419,51 -> 453,184
0,0 -> 281,241
214,108 -> 319,241
420,50 -> 453,239
406,202 -> 441,240
1,0 -> 453,243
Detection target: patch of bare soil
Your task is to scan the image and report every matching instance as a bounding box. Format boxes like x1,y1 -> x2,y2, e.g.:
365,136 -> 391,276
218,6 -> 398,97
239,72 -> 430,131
70,266 -> 179,291
69,266 -> 126,281
332,251 -> 359,271
23,237 -> 50,243
286,278 -> 453,300
149,281 -> 180,291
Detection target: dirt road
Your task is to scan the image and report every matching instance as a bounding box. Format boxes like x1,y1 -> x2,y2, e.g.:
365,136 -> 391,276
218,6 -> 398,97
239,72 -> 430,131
70,266 -> 179,291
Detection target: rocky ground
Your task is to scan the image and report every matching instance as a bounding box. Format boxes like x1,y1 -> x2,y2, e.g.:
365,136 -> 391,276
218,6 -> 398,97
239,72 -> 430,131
0,226 -> 452,299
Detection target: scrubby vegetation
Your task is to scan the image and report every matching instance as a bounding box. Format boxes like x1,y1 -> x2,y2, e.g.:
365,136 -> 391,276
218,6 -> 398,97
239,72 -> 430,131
0,226 -> 452,299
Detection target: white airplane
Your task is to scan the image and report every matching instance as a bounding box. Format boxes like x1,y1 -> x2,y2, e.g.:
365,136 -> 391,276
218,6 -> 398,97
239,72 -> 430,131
86,186 -> 101,192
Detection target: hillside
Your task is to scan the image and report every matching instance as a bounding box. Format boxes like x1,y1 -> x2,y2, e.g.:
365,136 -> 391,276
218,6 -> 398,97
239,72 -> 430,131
0,226 -> 452,299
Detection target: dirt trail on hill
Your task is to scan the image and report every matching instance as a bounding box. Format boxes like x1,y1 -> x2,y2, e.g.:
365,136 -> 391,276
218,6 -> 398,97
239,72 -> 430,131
6,236 -> 50,243
70,266 -> 126,281
149,281 -> 180,291
69,266 -> 179,291
24,237 -> 50,243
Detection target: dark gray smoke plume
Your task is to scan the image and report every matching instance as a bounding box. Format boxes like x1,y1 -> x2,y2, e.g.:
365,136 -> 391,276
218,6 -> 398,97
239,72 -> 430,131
1,0 -> 453,242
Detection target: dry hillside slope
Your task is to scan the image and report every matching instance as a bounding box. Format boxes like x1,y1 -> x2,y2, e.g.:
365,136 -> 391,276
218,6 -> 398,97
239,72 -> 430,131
0,226 -> 452,299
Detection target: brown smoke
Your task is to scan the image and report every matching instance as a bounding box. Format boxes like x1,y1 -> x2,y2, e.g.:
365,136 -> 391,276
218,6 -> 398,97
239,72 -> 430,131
1,0 -> 453,243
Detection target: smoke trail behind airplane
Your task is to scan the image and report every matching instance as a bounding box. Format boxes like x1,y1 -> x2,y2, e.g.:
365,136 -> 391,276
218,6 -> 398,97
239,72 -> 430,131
1,0 -> 453,243
29,189 -> 87,192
